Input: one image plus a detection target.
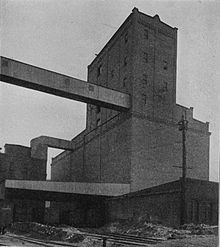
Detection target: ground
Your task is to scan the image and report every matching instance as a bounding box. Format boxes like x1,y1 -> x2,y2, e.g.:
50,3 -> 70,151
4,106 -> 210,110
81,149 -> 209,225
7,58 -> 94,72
0,233 -> 44,246
155,235 -> 218,247
0,222 -> 218,247
0,233 -> 218,247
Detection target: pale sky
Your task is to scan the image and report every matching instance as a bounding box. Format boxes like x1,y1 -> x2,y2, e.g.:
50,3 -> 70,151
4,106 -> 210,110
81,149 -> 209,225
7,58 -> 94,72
0,0 -> 219,181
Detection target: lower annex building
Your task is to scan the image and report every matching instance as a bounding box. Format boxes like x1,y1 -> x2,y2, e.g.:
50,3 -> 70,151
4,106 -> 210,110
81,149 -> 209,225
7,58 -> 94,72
0,8 -> 218,226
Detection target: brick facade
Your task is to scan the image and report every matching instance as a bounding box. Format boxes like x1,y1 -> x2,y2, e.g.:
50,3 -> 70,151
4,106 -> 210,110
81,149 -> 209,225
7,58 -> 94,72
0,144 -> 46,222
3,144 -> 47,181
51,8 -> 210,192
105,178 -> 218,227
46,178 -> 218,227
52,113 -> 132,184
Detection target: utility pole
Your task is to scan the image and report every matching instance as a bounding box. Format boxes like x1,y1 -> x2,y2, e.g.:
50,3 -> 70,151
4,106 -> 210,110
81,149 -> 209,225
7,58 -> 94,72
178,114 -> 188,225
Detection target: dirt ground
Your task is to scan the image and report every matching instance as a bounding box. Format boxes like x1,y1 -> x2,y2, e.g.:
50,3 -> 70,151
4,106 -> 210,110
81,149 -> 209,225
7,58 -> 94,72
0,233 -> 44,246
5,222 -> 219,247
155,235 -> 218,247
0,232 -> 218,247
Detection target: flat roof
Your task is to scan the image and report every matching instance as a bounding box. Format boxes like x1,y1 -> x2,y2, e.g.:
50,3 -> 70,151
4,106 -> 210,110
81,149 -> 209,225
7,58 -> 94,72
5,180 -> 130,197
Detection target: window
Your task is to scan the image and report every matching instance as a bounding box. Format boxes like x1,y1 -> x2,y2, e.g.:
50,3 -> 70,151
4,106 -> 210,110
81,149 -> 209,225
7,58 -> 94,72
163,60 -> 168,70
96,106 -> 101,127
144,29 -> 149,39
163,81 -> 168,92
124,32 -> 128,43
143,52 -> 148,63
96,106 -> 101,114
124,56 -> 128,67
143,73 -> 148,85
142,94 -> 147,104
96,118 -> 101,127
89,85 -> 94,91
97,65 -> 102,77
111,69 -> 114,78
123,77 -> 127,87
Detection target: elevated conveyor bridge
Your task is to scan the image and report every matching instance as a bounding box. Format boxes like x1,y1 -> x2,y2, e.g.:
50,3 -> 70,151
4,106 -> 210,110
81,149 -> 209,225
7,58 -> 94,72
0,56 -> 131,111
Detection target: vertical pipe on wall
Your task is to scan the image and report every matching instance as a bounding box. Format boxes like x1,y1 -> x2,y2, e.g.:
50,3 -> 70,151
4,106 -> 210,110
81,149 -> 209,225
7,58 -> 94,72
99,126 -> 102,182
152,26 -> 157,119
83,135 -> 86,180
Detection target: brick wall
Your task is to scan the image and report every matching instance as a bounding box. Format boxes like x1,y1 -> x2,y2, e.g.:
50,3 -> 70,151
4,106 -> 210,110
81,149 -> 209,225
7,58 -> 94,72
51,8 -> 210,194
86,12 -> 133,132
0,153 -> 6,181
105,179 -> 218,227
3,144 -> 46,181
105,180 -> 181,226
106,192 -> 180,226
12,199 -> 44,223
52,114 -> 132,184
0,181 -> 5,200
51,153 -> 71,181
132,10 -> 177,120
49,195 -> 106,227
0,145 -> 46,223
185,179 -> 218,225
51,130 -> 86,181
130,109 -> 210,191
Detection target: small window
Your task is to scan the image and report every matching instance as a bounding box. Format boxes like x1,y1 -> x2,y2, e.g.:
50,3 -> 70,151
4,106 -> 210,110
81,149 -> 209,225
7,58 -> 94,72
124,32 -> 128,43
123,77 -> 127,87
163,60 -> 168,70
144,29 -> 149,39
96,118 -> 101,126
89,85 -> 94,91
111,69 -> 114,78
97,65 -> 102,77
96,106 -> 101,114
163,81 -> 168,92
124,56 -> 128,67
143,52 -> 148,63
142,94 -> 147,104
143,73 -> 148,85
45,201 -> 51,208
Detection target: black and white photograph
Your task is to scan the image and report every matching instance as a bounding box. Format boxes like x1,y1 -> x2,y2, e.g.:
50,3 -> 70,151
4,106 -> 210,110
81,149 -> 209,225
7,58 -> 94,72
0,0 -> 219,246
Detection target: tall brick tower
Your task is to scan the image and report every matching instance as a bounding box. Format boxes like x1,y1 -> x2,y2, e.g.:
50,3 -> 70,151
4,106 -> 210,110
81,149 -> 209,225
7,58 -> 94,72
51,8 -> 210,192
87,8 -> 177,129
